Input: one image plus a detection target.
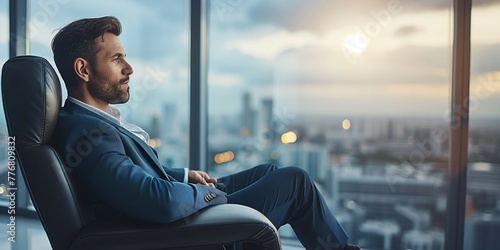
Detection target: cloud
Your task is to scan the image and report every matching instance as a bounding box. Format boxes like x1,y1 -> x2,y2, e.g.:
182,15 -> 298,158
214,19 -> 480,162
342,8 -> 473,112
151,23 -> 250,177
244,0 -> 386,34
10,0 -> 498,121
471,4 -> 500,45
270,80 -> 450,118
207,0 -> 497,119
270,44 -> 450,87
209,73 -> 244,87
394,25 -> 421,37
27,0 -> 189,63
471,43 -> 500,77
375,9 -> 451,50
239,0 -> 481,34
227,29 -> 319,60
224,6 -> 453,64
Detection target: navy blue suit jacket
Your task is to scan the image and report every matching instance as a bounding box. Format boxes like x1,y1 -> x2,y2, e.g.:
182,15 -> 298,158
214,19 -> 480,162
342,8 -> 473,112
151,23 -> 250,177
50,100 -> 227,223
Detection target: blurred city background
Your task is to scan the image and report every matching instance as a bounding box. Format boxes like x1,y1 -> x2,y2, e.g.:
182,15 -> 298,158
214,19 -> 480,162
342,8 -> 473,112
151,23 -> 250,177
1,0 -> 499,249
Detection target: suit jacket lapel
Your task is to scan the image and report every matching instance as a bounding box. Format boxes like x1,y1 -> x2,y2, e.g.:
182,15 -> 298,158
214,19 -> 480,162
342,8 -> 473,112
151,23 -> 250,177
63,100 -> 169,178
115,126 -> 168,177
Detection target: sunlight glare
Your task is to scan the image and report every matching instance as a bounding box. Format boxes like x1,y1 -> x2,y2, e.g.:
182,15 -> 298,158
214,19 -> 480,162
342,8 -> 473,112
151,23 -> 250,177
343,34 -> 368,54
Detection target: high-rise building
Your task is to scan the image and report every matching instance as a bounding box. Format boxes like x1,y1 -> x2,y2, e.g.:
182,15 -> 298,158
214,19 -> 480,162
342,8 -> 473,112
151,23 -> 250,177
150,115 -> 160,139
159,103 -> 186,168
241,92 -> 255,136
280,144 -> 329,182
259,98 -> 273,130
162,103 -> 179,139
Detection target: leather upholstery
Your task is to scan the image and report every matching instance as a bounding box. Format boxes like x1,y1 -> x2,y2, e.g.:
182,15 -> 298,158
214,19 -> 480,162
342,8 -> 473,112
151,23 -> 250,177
2,56 -> 60,147
2,56 -> 94,249
72,204 -> 280,250
2,55 -> 281,250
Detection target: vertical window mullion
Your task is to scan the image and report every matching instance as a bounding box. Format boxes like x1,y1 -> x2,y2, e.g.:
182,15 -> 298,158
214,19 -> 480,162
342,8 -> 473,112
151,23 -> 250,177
445,0 -> 472,249
189,0 -> 208,171
8,0 -> 30,211
9,0 -> 27,58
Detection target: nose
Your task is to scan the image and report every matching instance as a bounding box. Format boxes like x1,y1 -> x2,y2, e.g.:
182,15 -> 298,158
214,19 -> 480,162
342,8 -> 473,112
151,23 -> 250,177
123,59 -> 134,75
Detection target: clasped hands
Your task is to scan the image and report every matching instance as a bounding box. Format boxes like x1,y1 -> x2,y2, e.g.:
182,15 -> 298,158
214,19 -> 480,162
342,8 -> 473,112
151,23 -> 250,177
188,170 -> 217,188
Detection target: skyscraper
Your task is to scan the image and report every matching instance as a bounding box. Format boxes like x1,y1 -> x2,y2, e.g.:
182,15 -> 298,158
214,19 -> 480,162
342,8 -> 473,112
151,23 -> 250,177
241,92 -> 255,136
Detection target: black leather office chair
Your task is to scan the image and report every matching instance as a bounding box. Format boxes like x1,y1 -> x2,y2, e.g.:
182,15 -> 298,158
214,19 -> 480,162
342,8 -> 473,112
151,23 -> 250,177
1,55 -> 281,250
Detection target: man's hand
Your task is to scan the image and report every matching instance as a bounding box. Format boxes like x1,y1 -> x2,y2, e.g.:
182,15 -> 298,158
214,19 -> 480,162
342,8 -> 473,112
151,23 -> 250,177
188,170 -> 217,188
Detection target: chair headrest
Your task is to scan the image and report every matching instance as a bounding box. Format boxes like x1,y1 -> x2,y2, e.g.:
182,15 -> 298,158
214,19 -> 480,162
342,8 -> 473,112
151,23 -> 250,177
2,55 -> 62,148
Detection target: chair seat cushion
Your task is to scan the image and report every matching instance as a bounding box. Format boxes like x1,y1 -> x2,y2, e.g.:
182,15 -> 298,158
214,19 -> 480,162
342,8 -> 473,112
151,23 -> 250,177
71,204 -> 280,250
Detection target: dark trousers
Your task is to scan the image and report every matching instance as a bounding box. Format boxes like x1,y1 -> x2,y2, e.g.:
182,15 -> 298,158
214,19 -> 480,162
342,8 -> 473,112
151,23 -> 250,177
218,164 -> 349,250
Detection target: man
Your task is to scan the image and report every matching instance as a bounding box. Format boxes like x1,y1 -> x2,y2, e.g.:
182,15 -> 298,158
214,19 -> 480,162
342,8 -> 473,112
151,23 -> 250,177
49,16 -> 360,250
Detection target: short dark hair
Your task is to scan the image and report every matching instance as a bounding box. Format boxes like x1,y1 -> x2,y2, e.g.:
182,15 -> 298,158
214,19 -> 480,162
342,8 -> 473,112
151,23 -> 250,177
51,16 -> 122,89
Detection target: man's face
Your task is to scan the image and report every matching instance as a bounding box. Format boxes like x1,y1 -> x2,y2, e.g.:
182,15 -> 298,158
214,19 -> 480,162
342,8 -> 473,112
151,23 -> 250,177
87,32 -> 133,104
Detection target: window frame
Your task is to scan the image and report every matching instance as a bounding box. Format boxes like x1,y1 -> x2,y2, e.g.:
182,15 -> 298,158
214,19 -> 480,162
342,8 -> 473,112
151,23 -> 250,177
445,0 -> 471,249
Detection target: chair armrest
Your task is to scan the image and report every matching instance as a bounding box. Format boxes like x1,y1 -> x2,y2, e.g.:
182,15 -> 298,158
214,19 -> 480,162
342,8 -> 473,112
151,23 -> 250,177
71,204 -> 281,250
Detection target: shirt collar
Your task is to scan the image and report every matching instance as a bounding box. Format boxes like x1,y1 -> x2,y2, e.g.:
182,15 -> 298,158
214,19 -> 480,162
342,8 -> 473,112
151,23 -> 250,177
66,97 -> 150,144
67,96 -> 122,126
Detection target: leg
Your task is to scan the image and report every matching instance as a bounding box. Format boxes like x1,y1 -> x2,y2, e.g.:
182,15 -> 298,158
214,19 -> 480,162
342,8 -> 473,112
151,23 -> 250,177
226,166 -> 349,250
217,163 -> 279,194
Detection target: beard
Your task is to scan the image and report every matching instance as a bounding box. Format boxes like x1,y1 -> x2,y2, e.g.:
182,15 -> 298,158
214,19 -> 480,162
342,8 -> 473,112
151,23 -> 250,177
87,72 -> 130,105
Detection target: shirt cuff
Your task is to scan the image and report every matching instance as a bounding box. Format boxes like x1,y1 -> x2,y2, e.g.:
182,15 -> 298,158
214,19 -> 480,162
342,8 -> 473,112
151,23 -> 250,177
183,168 -> 189,183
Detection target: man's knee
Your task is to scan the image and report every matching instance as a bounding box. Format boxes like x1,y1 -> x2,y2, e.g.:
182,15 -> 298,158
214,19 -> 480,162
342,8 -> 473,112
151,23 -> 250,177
277,166 -> 314,186
282,166 -> 309,177
254,163 -> 279,173
279,167 -> 317,205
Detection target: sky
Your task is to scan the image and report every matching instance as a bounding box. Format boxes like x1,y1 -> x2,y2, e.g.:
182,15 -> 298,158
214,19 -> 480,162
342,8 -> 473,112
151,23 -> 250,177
1,0 -> 499,125
1,0 -> 191,127
207,0 -> 500,120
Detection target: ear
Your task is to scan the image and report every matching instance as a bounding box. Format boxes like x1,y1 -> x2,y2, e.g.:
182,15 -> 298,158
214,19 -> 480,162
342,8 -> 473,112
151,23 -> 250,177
73,57 -> 91,82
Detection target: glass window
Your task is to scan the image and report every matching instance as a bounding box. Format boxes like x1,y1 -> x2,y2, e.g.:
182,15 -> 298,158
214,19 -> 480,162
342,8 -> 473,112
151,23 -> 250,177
207,1 -> 452,249
0,0 -> 10,204
28,0 -> 189,168
464,1 -> 500,249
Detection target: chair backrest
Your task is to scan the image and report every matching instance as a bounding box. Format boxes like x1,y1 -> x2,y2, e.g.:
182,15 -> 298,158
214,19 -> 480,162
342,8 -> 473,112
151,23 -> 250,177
1,55 -> 95,250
